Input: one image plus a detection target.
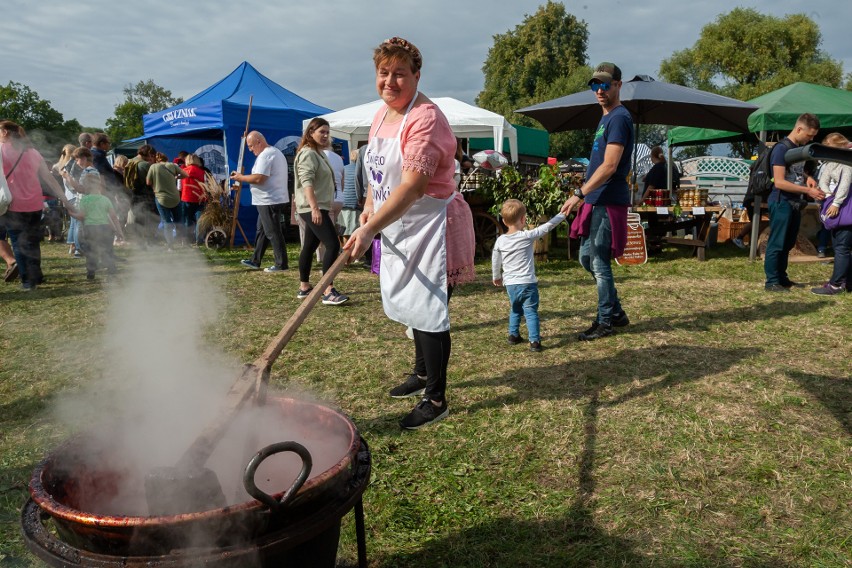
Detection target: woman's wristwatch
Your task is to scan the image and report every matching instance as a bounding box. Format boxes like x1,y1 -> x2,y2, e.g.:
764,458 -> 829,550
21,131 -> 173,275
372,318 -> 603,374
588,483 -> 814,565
574,188 -> 584,199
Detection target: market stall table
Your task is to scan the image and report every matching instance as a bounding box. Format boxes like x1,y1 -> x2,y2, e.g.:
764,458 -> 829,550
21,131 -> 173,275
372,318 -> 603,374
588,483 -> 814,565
632,206 -> 723,261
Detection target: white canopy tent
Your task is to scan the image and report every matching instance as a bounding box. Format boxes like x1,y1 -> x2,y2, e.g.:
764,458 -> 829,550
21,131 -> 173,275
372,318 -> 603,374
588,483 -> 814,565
306,97 -> 519,163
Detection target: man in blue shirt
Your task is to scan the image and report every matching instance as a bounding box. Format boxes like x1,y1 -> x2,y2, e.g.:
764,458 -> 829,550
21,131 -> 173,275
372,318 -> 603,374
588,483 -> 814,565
561,62 -> 633,340
763,113 -> 824,292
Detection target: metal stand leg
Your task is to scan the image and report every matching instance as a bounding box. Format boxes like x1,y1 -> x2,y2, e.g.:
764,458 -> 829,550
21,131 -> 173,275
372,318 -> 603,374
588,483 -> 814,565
355,497 -> 367,568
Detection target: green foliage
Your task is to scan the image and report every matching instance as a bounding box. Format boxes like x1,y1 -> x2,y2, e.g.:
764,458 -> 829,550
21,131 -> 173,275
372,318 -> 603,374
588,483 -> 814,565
0,81 -> 85,158
659,8 -> 844,160
659,8 -> 843,100
485,164 -> 569,221
476,1 -> 593,160
105,80 -> 183,143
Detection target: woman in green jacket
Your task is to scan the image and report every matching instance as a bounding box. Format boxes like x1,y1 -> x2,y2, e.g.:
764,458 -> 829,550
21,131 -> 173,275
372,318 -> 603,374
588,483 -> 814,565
294,118 -> 349,305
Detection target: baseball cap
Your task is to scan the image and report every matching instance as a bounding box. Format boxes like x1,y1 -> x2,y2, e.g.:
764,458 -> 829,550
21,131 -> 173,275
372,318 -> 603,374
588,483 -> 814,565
589,62 -> 622,85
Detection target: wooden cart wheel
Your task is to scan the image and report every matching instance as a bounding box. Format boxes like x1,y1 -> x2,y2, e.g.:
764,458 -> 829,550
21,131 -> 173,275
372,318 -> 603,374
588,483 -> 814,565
472,211 -> 503,258
205,227 -> 228,250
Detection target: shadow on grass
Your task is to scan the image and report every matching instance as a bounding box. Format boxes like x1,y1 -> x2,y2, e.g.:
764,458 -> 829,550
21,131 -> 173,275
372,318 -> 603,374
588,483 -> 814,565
785,369 -> 851,435
457,344 -> 754,412
541,299 -> 822,348
378,345 -> 824,568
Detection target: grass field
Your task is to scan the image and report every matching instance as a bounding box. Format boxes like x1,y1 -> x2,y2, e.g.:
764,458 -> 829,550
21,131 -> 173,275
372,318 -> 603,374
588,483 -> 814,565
0,237 -> 849,567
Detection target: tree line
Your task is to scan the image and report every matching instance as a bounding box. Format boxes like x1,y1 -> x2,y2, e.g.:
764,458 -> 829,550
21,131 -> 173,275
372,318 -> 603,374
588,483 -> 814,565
2,3 -> 850,161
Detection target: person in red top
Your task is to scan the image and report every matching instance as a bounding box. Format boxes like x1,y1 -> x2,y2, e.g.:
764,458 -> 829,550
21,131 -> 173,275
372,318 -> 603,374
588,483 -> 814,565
180,153 -> 207,245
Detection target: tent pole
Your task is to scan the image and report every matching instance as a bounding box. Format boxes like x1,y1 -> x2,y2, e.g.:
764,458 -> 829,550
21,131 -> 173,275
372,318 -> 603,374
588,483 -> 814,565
632,122 -> 640,203
666,134 -> 673,200
748,130 -> 766,261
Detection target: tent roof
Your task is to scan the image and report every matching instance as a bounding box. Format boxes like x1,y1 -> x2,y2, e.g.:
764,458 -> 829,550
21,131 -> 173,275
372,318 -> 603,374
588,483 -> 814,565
180,61 -> 329,113
668,82 -> 852,146
139,62 -> 331,139
310,97 -> 519,163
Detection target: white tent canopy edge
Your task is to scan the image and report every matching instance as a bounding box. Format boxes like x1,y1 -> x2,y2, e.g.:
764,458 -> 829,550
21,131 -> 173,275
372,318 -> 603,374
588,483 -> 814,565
306,97 -> 519,163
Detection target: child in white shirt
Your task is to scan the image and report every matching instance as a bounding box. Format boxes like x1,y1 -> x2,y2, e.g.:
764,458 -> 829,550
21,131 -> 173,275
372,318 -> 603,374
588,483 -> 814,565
492,199 -> 565,352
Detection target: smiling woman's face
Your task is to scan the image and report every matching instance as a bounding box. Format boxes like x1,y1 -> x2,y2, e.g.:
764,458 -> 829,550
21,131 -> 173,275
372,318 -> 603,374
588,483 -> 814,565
375,58 -> 420,112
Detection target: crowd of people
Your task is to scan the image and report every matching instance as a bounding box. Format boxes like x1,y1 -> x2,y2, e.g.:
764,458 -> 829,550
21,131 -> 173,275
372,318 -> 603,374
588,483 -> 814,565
2,44 -> 849,430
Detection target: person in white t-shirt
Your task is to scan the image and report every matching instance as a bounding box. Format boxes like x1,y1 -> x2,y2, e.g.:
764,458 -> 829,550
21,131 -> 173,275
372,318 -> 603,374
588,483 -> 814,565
492,199 -> 565,352
230,131 -> 290,272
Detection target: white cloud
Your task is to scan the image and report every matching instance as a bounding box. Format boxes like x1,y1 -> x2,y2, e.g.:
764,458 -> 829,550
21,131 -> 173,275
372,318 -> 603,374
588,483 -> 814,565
5,0 -> 850,129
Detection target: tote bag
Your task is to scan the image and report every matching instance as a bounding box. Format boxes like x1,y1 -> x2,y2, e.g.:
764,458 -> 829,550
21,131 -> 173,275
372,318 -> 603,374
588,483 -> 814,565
819,193 -> 852,230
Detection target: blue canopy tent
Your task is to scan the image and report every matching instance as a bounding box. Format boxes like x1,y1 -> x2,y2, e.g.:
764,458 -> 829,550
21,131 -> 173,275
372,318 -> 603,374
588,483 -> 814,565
133,61 -> 332,243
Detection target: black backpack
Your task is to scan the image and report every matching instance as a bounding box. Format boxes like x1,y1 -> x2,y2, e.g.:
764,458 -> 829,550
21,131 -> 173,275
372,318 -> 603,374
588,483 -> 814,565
745,139 -> 791,200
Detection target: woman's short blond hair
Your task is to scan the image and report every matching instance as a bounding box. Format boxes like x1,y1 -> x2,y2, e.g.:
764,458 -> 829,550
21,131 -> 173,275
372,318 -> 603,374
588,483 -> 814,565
184,153 -> 202,167
113,154 -> 128,169
822,132 -> 850,149
500,199 -> 526,225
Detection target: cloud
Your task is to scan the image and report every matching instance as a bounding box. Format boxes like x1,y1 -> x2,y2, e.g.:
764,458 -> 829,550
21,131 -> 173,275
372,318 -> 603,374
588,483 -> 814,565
5,0 -> 850,129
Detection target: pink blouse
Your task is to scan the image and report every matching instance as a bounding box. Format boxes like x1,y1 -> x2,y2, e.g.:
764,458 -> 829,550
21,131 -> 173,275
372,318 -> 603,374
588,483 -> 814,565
370,102 -> 457,199
370,101 -> 475,285
1,144 -> 44,213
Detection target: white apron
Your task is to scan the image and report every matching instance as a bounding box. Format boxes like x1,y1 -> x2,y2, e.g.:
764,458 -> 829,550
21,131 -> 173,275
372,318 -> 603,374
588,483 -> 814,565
366,94 -> 453,332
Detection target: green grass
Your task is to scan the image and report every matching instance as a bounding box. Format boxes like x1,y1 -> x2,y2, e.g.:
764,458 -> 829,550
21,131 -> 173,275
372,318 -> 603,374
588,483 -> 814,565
1,239 -> 850,567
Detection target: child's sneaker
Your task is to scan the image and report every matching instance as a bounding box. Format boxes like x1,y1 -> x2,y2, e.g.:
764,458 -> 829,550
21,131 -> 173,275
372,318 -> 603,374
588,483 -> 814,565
529,341 -> 542,352
389,374 -> 427,398
400,398 -> 448,430
732,237 -> 746,249
507,334 -> 523,345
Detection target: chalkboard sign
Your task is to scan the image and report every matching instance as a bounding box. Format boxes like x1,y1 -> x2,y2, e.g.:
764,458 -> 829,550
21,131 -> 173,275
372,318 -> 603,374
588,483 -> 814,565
616,213 -> 648,265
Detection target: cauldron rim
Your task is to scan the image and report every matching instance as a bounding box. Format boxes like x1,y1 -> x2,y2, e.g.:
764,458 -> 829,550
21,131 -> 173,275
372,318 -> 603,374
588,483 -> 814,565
29,396 -> 359,530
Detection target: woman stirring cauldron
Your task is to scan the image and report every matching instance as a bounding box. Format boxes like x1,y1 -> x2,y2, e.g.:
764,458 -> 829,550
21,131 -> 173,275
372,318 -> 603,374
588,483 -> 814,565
345,37 -> 475,430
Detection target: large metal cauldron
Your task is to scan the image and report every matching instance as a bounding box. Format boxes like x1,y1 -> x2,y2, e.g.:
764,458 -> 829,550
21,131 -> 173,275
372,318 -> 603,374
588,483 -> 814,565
23,397 -> 370,567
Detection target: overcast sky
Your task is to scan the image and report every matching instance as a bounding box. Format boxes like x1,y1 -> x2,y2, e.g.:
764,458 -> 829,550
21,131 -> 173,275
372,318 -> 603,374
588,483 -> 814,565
6,0 -> 851,130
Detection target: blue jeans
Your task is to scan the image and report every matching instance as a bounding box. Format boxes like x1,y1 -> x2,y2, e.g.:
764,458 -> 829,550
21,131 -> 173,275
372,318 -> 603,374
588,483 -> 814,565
181,201 -> 204,244
829,227 -> 851,289
506,283 -> 541,342
764,199 -> 800,286
155,200 -> 180,246
579,206 -> 623,325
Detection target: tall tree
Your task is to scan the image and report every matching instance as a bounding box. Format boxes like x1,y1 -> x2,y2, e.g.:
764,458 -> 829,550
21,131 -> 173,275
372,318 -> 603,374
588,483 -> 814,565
0,81 -> 83,157
106,80 -> 183,143
659,8 -> 845,158
476,1 -> 592,159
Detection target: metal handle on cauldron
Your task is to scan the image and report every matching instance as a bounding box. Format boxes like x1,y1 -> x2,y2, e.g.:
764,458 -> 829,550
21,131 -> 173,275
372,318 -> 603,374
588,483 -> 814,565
243,441 -> 313,513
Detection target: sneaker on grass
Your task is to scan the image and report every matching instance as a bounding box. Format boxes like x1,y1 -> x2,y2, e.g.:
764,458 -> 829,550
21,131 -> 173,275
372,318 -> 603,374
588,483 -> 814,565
241,259 -> 261,270
400,398 -> 448,430
389,374 -> 427,398
811,282 -> 844,296
321,288 -> 349,305
263,265 -> 288,273
296,287 -> 313,299
732,237 -> 746,249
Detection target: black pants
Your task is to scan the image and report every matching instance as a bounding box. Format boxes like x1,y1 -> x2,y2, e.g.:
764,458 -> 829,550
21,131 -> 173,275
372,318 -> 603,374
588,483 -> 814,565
413,285 -> 454,402
252,204 -> 288,269
298,210 -> 339,283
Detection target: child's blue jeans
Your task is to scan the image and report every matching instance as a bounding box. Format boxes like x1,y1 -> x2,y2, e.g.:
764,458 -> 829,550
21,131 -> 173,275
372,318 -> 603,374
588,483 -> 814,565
506,283 -> 540,342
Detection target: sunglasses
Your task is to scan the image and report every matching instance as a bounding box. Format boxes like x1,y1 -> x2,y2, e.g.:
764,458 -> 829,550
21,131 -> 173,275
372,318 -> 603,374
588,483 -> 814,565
589,82 -> 611,92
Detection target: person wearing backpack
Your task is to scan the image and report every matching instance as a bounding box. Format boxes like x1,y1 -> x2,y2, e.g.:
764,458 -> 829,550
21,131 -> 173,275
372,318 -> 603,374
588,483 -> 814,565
763,113 -> 825,292
124,144 -> 158,246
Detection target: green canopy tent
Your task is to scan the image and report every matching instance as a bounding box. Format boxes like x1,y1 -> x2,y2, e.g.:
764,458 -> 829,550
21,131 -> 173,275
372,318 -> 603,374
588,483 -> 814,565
667,82 -> 852,147
668,82 -> 852,260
